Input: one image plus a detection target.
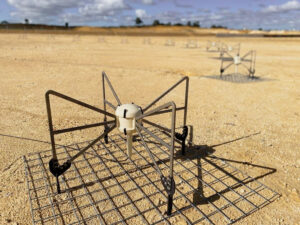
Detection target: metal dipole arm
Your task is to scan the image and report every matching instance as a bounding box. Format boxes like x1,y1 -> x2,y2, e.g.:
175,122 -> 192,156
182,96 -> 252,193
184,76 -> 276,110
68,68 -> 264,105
48,124 -> 116,194
46,90 -> 116,159
136,101 -> 176,215
69,124 -> 116,162
102,71 -> 122,106
143,76 -> 189,126
142,119 -> 188,155
46,90 -> 115,118
102,71 -> 121,144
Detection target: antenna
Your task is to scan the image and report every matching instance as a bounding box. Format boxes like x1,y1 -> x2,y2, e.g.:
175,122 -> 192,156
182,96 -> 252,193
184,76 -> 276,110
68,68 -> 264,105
219,42 -> 241,57
220,50 -> 256,78
121,37 -> 129,44
185,39 -> 199,48
165,39 -> 175,46
143,38 -> 152,45
206,41 -> 221,52
98,36 -> 107,43
45,72 -> 189,215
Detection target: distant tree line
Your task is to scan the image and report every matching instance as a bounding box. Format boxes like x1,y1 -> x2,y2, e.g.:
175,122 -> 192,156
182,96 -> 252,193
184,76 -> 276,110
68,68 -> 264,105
135,17 -> 229,29
135,17 -> 201,27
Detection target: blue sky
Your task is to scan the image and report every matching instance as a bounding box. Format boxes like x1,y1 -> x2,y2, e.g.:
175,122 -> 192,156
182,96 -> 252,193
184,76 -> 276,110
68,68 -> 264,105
1,0 -> 300,30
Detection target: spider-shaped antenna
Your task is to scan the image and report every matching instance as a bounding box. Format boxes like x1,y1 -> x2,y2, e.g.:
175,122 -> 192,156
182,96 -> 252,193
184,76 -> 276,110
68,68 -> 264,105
219,43 -> 241,58
220,50 -> 256,78
46,72 -> 189,215
206,40 -> 221,52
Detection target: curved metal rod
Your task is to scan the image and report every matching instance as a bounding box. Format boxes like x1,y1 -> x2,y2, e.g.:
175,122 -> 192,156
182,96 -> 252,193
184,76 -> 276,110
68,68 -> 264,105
45,90 -> 116,159
104,100 -> 116,110
135,127 -> 163,177
102,71 -> 120,143
137,101 -> 175,121
143,76 -> 189,126
135,101 -> 176,215
136,101 -> 176,177
241,50 -> 253,60
69,123 -> 116,162
46,90 -> 115,118
222,61 -> 234,71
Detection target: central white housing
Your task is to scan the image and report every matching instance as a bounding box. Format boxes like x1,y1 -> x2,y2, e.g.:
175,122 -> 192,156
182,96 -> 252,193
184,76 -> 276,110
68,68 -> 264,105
234,55 -> 241,65
115,103 -> 142,158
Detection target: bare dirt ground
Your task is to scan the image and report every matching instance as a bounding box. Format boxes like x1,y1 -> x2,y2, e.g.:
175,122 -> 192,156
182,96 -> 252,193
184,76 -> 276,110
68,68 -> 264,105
0,33 -> 299,225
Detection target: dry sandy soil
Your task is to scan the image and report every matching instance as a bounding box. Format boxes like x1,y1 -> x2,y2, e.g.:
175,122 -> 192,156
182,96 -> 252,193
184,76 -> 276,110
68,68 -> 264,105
0,33 -> 299,225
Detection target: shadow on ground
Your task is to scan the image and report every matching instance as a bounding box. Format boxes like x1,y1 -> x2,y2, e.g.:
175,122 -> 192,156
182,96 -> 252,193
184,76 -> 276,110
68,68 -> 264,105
204,74 -> 273,83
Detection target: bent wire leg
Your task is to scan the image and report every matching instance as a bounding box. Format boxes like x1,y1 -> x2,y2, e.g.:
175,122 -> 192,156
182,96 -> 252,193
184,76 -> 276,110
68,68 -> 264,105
142,118 -> 188,155
220,51 -> 234,77
46,90 -> 116,193
136,101 -> 176,215
142,76 -> 189,154
102,71 -> 121,143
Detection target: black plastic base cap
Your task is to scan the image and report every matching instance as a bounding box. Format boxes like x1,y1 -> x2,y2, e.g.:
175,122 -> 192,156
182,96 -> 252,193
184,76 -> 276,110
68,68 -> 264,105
104,134 -> 109,144
49,158 -> 71,177
175,126 -> 188,155
166,194 -> 173,216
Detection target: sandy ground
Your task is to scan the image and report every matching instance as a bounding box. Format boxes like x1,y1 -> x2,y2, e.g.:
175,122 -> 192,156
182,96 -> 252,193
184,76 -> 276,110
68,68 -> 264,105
0,33 -> 299,224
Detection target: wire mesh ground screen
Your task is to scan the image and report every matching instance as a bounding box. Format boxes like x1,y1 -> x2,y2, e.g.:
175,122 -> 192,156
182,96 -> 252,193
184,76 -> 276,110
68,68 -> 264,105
24,128 -> 279,225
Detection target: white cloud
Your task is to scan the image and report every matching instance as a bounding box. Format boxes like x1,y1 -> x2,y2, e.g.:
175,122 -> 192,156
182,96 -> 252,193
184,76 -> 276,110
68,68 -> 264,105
135,9 -> 146,18
142,0 -> 154,5
5,0 -> 300,29
7,0 -> 129,24
262,0 -> 300,13
79,0 -> 128,16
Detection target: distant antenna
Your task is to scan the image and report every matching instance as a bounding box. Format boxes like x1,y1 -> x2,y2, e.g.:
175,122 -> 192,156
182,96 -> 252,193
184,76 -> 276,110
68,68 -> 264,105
165,39 -> 175,46
185,39 -> 199,48
219,43 -> 241,57
18,33 -> 28,40
220,50 -> 256,78
47,34 -> 55,41
143,37 -> 152,45
98,36 -> 107,43
206,41 -> 221,52
121,37 -> 129,44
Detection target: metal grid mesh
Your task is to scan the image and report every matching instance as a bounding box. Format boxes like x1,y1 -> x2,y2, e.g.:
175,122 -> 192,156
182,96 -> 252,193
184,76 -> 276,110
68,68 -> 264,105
204,74 -> 268,83
24,128 -> 280,225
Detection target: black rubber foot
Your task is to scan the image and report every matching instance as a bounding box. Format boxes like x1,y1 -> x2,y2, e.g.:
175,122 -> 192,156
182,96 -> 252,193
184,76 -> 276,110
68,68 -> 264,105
167,194 -> 173,215
175,126 -> 188,155
49,158 -> 71,194
104,134 -> 108,144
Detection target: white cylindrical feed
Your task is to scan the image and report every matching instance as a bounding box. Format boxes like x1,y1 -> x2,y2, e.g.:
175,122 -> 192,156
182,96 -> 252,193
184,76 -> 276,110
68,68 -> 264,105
115,103 -> 142,159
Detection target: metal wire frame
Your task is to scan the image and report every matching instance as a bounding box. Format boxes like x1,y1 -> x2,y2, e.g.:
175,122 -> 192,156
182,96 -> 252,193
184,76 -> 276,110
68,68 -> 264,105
45,72 -> 189,215
143,38 -> 153,45
23,128 -> 280,225
165,39 -> 175,46
206,41 -> 221,52
220,50 -> 256,78
121,38 -> 129,44
219,43 -> 241,58
45,88 -> 117,194
185,40 -> 199,48
98,36 -> 107,43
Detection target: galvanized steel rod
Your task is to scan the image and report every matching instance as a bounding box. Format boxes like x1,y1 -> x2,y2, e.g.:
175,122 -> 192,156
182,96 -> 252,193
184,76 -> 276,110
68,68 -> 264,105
69,124 -> 116,162
143,76 -> 188,112
53,120 -> 114,135
102,71 -> 121,105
